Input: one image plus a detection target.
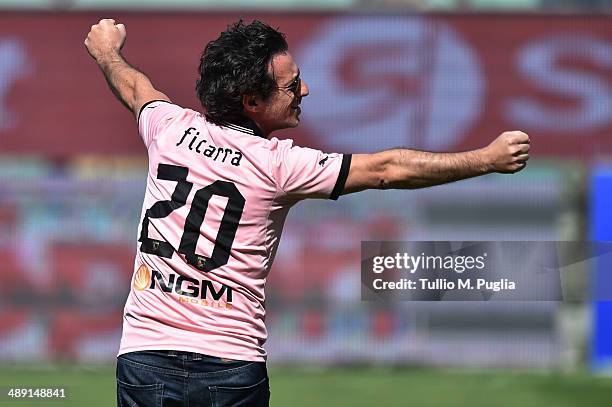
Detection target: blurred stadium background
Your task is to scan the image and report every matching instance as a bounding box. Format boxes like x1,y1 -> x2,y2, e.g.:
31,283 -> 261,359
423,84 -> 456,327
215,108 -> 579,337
0,0 -> 612,405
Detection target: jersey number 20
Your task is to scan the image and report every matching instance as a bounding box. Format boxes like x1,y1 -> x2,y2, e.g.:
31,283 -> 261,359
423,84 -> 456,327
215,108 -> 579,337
139,163 -> 245,272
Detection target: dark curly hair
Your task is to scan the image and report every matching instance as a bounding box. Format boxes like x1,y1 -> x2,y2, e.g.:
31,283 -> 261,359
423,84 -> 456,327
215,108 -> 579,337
196,20 -> 288,125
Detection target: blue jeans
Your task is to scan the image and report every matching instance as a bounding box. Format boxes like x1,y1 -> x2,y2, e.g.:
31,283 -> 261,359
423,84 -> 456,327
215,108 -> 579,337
116,350 -> 269,407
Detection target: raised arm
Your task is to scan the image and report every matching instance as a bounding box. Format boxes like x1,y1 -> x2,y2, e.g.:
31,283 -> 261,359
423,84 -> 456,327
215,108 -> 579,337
84,19 -> 170,119
343,131 -> 530,194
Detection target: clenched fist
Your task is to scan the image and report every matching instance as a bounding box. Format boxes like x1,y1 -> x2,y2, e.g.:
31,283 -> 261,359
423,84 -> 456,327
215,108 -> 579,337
84,18 -> 126,62
482,131 -> 531,173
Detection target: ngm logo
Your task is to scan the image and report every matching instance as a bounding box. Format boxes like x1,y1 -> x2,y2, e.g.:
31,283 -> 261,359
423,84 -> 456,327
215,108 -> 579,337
133,265 -> 233,309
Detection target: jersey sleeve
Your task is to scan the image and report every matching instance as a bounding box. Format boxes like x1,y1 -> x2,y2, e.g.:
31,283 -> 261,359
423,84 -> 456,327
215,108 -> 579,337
137,100 -> 184,147
271,138 -> 352,201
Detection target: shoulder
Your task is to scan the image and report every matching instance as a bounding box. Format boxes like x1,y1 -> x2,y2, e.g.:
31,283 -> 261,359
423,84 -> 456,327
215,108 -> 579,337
138,101 -> 201,123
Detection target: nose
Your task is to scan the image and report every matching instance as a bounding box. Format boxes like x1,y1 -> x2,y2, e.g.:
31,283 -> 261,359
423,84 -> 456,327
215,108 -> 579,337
300,80 -> 309,97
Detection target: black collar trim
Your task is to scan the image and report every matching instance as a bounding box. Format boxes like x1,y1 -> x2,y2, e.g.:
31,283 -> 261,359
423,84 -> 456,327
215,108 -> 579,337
222,121 -> 265,138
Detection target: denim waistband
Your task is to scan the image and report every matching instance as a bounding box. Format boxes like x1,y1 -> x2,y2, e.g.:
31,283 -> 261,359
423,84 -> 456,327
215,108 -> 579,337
118,349 -> 266,379
139,349 -> 242,362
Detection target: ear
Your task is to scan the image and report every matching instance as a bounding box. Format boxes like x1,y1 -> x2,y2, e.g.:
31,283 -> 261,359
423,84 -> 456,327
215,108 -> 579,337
242,94 -> 260,113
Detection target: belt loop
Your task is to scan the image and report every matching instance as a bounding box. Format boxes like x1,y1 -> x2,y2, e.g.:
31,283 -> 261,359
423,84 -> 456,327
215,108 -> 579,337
192,352 -> 202,361
167,350 -> 178,357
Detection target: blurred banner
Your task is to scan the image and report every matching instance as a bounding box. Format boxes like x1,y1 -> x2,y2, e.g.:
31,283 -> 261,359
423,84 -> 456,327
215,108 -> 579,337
0,14 -> 610,158
0,13 -> 598,366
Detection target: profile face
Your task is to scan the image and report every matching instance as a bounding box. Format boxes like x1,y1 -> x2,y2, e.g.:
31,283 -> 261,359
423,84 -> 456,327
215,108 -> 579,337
256,52 -> 309,133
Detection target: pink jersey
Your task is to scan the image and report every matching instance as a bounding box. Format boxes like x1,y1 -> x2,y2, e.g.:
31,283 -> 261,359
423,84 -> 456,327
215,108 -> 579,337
118,101 -> 351,361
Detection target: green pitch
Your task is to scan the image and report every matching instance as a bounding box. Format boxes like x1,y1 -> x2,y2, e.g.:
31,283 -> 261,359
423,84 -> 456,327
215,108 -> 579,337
0,365 -> 611,406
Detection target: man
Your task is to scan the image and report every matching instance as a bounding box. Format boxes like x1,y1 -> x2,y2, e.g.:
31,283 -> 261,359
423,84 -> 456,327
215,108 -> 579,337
85,18 -> 529,407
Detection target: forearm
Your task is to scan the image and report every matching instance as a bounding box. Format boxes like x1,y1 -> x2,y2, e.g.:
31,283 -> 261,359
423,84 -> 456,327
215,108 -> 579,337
96,52 -> 152,114
343,131 -> 529,195
381,148 -> 491,189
